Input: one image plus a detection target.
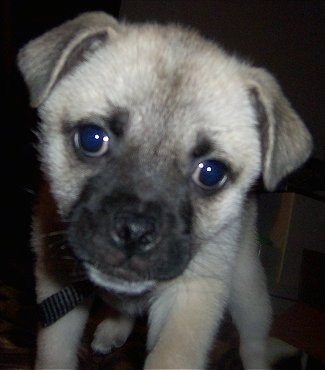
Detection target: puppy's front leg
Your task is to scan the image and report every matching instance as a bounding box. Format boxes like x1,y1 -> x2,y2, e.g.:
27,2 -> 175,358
229,237 -> 271,369
229,200 -> 272,369
33,263 -> 92,369
35,302 -> 91,369
145,278 -> 227,370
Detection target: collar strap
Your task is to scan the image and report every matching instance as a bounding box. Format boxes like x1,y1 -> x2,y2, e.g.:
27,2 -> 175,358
39,280 -> 93,328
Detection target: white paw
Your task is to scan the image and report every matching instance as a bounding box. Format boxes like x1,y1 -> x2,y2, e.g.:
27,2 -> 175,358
91,317 -> 133,354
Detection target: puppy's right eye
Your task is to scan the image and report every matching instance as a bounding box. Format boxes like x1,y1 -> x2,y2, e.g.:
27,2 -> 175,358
192,159 -> 228,190
74,125 -> 110,157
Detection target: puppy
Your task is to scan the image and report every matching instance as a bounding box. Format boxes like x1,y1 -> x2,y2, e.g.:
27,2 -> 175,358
17,12 -> 312,369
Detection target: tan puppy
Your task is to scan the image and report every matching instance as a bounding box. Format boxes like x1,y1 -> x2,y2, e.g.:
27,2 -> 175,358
18,12 -> 312,369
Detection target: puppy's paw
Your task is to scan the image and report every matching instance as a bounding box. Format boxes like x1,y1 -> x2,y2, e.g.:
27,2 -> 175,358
91,317 -> 133,354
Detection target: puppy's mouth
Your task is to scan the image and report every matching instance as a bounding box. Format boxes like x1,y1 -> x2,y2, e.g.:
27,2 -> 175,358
84,262 -> 156,295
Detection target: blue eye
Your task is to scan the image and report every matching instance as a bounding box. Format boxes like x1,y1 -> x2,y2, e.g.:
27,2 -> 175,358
193,159 -> 228,189
74,125 -> 110,156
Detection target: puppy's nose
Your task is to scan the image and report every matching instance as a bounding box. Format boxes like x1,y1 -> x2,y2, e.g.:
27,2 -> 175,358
112,212 -> 158,254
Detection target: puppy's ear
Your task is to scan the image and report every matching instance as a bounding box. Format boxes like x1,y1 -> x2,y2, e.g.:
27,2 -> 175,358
17,12 -> 119,108
246,67 -> 313,191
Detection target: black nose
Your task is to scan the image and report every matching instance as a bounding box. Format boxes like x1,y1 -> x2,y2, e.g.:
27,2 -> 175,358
112,211 -> 158,254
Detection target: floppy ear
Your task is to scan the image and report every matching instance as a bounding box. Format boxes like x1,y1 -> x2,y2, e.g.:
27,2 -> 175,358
246,67 -> 313,191
17,11 -> 120,108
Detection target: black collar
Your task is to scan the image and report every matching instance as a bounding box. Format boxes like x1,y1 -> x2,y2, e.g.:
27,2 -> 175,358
39,280 -> 93,327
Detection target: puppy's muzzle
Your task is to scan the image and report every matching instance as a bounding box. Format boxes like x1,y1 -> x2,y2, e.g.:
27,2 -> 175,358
67,190 -> 192,285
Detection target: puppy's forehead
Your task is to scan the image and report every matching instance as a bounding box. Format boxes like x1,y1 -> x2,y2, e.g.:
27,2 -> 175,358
42,24 -> 257,158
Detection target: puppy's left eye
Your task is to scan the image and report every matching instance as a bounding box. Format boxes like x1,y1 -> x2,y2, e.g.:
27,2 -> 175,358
74,124 -> 110,157
192,159 -> 228,190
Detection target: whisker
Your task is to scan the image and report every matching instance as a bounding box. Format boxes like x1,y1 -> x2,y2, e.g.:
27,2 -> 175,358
46,230 -> 67,237
62,255 -> 75,260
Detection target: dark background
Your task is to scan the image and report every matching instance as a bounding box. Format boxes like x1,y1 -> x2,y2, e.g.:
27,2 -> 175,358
1,0 -> 324,291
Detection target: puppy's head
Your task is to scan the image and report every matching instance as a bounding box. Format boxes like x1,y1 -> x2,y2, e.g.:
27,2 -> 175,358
18,12 -> 312,294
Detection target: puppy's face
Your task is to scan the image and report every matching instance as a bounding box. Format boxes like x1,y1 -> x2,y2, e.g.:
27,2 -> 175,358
18,14 -> 312,294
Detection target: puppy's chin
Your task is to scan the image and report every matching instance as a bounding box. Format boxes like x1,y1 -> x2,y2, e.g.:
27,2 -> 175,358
85,263 -> 157,295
